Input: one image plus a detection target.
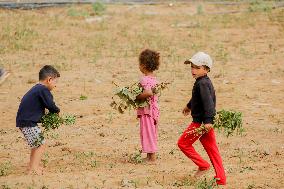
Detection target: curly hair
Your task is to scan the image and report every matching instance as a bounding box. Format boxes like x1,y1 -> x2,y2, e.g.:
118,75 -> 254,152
139,49 -> 160,72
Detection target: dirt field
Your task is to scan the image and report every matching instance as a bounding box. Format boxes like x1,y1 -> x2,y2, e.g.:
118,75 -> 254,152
0,1 -> 284,188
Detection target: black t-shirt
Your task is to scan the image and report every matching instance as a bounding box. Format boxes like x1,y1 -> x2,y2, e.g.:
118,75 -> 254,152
187,75 -> 216,124
16,84 -> 60,127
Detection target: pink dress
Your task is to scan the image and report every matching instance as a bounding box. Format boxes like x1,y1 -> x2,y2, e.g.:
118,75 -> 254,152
137,76 -> 160,153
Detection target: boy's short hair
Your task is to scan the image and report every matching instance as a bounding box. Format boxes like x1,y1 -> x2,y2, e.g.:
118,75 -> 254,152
139,49 -> 160,72
39,65 -> 60,81
203,65 -> 210,72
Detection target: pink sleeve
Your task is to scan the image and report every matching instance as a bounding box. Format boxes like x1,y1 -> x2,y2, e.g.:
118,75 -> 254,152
140,77 -> 151,90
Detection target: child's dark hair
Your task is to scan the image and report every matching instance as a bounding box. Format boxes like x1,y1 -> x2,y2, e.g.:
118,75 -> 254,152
39,65 -> 60,81
139,49 -> 160,72
203,65 -> 210,72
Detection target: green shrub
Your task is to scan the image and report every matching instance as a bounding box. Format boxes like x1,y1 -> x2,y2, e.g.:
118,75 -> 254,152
129,152 -> 143,164
248,0 -> 273,12
92,2 -> 106,15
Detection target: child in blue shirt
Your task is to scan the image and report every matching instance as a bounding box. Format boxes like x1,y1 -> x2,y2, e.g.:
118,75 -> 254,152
16,65 -> 60,175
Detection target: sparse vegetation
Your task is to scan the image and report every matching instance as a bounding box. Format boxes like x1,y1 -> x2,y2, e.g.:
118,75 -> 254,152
0,1 -> 283,188
80,95 -> 88,100
1,185 -> 11,189
41,153 -> 50,168
73,151 -> 98,169
67,8 -> 90,17
248,0 -> 273,12
0,25 -> 38,53
128,151 -> 143,164
195,178 -> 217,189
92,2 -> 106,15
173,177 -> 193,187
0,162 -> 12,177
197,4 -> 204,15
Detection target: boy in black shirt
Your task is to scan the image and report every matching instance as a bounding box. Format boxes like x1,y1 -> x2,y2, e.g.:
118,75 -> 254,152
16,65 -> 60,174
177,52 -> 226,185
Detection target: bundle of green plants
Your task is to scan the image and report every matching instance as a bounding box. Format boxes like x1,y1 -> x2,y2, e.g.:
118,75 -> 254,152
190,109 -> 243,137
34,113 -> 76,146
41,113 -> 76,131
110,82 -> 170,114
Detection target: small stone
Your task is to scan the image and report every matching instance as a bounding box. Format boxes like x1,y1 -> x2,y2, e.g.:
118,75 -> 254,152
121,179 -> 131,187
99,133 -> 105,137
271,79 -> 280,84
222,80 -> 230,84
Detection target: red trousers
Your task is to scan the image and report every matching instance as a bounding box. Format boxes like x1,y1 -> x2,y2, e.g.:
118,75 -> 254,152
177,122 -> 226,185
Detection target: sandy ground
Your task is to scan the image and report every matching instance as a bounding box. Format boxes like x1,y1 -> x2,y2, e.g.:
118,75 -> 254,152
0,1 -> 284,188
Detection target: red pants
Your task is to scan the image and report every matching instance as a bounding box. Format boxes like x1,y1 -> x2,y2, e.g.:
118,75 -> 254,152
177,122 -> 226,185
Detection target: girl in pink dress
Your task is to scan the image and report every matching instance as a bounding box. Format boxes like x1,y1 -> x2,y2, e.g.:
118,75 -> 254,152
136,49 -> 160,162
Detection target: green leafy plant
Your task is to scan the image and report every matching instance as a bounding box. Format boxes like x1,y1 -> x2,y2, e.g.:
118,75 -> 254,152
73,151 -> 98,169
41,113 -> 76,131
67,8 -> 90,17
189,110 -> 243,137
110,82 -> 170,113
195,178 -> 217,189
90,160 -> 97,168
92,2 -> 106,15
197,4 -> 203,15
34,113 -> 76,146
213,109 -> 243,137
129,151 -> 143,164
41,153 -> 50,168
248,0 -> 273,12
173,177 -> 193,187
80,95 -> 88,100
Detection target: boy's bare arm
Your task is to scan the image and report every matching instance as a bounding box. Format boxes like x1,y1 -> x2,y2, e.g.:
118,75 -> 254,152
136,89 -> 153,100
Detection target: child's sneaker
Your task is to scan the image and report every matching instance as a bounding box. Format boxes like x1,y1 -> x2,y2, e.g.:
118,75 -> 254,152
0,69 -> 10,85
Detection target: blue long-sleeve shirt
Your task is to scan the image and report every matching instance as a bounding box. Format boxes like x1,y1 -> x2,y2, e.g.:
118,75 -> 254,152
16,84 -> 60,127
